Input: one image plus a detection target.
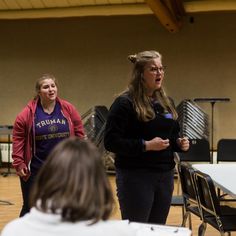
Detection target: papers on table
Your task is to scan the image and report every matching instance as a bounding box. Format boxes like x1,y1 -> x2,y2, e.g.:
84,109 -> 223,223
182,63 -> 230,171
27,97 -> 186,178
128,221 -> 191,236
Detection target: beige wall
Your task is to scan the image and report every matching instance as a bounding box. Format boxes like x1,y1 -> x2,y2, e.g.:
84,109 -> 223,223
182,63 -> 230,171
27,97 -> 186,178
0,12 -> 236,148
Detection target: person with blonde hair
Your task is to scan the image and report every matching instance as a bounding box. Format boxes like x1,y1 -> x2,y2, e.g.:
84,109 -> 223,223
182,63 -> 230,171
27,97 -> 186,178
12,74 -> 84,217
104,50 -> 189,224
2,138 -> 136,236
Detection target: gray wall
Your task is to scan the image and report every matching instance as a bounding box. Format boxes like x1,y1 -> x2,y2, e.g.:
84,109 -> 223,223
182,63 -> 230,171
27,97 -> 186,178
0,12 -> 236,148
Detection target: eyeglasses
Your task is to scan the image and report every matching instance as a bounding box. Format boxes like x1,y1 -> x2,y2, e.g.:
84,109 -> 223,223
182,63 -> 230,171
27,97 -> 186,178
147,66 -> 166,74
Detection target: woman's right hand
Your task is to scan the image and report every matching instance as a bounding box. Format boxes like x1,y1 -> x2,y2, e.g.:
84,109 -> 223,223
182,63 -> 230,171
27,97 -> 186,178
18,167 -> 28,177
145,137 -> 170,151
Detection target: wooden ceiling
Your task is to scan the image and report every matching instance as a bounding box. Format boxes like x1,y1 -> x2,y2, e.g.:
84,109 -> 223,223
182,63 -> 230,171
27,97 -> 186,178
0,0 -> 235,32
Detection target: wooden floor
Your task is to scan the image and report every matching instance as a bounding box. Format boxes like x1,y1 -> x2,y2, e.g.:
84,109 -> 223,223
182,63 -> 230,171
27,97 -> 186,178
0,168 -> 236,235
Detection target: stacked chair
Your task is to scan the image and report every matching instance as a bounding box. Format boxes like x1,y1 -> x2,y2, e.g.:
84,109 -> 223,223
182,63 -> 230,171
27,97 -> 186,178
82,106 -> 115,173
82,106 -> 108,145
176,98 -> 211,167
172,100 -> 211,224
177,99 -> 209,140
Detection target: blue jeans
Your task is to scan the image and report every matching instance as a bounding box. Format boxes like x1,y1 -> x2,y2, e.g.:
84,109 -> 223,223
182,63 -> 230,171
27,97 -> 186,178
116,168 -> 174,224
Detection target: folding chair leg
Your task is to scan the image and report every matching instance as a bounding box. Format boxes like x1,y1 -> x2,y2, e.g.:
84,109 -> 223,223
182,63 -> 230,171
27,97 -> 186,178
188,213 -> 192,230
198,222 -> 207,236
181,211 -> 189,227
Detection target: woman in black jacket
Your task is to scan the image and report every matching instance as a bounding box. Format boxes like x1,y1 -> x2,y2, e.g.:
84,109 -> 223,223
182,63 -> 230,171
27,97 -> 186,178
104,50 -> 189,224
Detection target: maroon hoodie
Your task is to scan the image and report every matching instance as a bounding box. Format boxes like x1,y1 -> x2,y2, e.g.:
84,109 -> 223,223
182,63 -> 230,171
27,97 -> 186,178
12,97 -> 85,181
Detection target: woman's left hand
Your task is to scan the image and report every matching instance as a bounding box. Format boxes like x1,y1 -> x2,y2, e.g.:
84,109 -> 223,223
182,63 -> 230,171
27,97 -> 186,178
177,137 -> 190,151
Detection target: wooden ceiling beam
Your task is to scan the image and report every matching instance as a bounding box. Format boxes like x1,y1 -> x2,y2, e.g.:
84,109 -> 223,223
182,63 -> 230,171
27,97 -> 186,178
184,1 -> 236,13
167,0 -> 186,20
146,0 -> 185,33
0,4 -> 152,19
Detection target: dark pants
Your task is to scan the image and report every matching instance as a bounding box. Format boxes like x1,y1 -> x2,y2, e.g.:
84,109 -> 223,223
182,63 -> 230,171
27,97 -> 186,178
19,173 -> 37,217
116,168 -> 174,224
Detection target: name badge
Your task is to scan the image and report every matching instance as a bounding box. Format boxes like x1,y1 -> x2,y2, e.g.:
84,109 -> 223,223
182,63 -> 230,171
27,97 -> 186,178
163,113 -> 173,119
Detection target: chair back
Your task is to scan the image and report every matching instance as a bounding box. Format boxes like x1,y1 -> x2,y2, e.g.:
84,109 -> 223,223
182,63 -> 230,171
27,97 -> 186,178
217,139 -> 236,162
194,171 -> 221,217
179,162 -> 198,204
175,161 -> 203,228
178,139 -> 211,162
194,168 -> 236,234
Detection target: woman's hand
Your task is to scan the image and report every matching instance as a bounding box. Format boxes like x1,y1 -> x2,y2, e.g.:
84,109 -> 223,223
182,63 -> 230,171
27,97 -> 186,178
18,167 -> 28,177
177,137 -> 190,151
145,137 -> 170,151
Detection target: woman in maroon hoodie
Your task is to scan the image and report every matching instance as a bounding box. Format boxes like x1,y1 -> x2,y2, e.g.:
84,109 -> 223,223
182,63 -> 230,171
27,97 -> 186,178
12,74 -> 85,217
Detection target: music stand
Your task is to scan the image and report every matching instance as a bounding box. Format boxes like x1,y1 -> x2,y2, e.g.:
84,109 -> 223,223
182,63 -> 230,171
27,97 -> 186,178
0,126 -> 14,205
193,98 -> 230,163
